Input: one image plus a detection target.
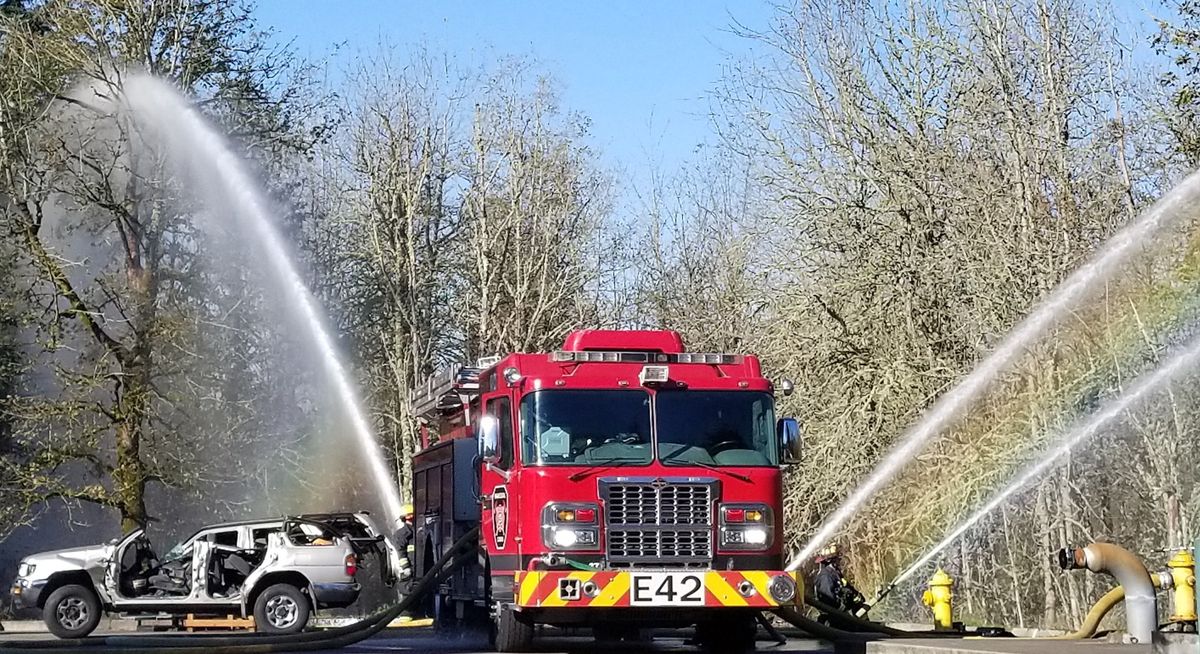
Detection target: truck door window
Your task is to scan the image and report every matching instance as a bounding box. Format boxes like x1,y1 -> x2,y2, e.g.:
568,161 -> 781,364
519,390 -> 652,465
487,397 -> 514,469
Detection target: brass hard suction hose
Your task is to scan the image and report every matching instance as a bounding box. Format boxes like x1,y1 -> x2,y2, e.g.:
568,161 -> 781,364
0,528 -> 480,654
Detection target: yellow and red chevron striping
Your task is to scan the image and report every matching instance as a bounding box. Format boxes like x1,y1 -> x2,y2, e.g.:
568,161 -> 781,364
514,570 -> 799,608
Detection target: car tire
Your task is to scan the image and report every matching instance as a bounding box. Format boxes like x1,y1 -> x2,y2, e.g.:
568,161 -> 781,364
43,584 -> 102,639
491,602 -> 533,652
254,583 -> 310,634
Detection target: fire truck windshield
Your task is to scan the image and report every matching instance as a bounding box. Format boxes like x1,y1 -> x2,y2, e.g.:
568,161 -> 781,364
656,391 -> 778,466
520,390 -> 653,465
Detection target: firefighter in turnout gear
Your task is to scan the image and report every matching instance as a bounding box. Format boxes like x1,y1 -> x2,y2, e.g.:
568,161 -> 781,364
813,544 -> 868,617
394,504 -> 417,623
394,504 -> 415,583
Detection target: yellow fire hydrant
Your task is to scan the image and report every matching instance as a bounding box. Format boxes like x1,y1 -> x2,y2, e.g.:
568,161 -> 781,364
922,569 -> 954,630
1167,550 -> 1196,624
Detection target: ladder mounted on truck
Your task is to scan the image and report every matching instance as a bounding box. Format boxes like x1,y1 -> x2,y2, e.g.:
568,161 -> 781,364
409,356 -> 500,445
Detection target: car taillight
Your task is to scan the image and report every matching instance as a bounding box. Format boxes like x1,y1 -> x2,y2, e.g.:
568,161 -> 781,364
344,553 -> 358,577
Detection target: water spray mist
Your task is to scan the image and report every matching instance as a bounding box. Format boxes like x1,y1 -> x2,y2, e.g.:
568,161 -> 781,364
789,169 -> 1200,570
120,75 -> 405,528
887,327 -> 1200,591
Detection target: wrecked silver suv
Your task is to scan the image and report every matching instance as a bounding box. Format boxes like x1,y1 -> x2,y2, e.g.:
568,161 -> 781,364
9,512 -> 399,638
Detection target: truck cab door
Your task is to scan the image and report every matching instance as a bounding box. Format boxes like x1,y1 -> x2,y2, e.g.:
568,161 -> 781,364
480,395 -> 520,567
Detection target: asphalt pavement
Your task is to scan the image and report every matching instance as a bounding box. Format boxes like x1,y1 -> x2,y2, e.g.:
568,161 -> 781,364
0,625 -> 834,654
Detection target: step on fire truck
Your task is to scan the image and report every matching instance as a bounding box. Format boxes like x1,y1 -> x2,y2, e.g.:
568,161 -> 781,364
408,330 -> 803,652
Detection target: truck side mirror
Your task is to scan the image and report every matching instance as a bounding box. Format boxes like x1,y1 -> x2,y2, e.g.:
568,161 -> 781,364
777,417 -> 802,464
478,415 -> 501,464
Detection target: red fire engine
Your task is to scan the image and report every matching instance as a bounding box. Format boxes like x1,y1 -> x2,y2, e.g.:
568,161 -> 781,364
409,329 -> 802,652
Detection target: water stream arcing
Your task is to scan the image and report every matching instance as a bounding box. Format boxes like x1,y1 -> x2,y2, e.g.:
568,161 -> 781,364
120,75 -> 405,528
886,327 -> 1200,590
789,170 -> 1200,569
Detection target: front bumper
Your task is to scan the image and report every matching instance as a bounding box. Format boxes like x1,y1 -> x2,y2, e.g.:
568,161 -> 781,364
311,582 -> 361,609
514,570 -> 801,609
10,578 -> 46,609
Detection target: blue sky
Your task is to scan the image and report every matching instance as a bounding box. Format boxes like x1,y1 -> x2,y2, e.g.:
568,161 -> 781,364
252,1 -> 1169,203
252,1 -> 774,197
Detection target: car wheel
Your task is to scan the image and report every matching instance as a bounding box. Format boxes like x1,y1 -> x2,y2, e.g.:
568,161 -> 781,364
254,583 -> 310,634
491,602 -> 533,652
43,584 -> 102,639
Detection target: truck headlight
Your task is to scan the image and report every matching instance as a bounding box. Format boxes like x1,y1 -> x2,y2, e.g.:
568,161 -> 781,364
17,562 -> 34,577
542,502 -> 601,551
554,530 -> 579,548
743,527 -> 768,545
719,504 -> 774,551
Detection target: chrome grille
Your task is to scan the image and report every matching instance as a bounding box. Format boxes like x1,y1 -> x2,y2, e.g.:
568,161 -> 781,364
608,530 -> 657,557
660,485 -> 710,524
602,479 -> 714,567
607,485 -> 658,525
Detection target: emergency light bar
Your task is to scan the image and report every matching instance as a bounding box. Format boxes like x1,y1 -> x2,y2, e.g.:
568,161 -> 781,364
550,351 -> 743,365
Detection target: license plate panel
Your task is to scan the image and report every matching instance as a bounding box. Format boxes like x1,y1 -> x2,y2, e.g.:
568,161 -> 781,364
628,572 -> 705,606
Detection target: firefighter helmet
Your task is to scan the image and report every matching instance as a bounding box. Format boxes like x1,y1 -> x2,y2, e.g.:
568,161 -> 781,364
816,543 -> 841,562
402,503 -> 414,518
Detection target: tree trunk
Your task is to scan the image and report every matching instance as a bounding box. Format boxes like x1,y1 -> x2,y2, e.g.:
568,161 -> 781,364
1036,487 -> 1057,627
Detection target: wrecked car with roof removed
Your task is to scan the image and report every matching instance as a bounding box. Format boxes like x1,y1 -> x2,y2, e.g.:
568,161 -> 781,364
9,511 -> 400,637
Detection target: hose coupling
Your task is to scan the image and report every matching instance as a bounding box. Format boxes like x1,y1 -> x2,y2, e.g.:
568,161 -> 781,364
1057,546 -> 1087,570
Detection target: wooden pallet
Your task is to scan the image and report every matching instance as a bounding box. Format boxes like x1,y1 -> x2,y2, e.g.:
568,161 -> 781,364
182,614 -> 255,631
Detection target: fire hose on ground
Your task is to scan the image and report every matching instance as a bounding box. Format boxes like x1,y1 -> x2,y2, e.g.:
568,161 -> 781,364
1051,585 -> 1128,641
782,591 -> 1111,644
788,542 -> 1191,644
0,527 -> 480,654
797,596 -> 963,638
771,606 -> 887,643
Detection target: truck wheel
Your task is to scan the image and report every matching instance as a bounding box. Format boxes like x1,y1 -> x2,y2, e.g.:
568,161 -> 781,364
254,583 -> 310,634
491,603 -> 533,652
696,614 -> 757,652
43,584 -> 102,639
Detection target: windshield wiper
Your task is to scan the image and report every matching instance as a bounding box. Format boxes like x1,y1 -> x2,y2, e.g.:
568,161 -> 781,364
658,444 -> 753,483
568,458 -> 645,482
680,459 -> 752,483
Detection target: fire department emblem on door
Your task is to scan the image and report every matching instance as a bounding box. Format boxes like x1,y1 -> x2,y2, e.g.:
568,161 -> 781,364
492,485 -> 509,548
